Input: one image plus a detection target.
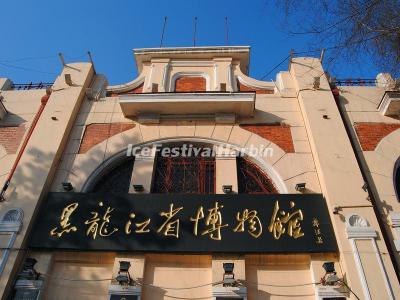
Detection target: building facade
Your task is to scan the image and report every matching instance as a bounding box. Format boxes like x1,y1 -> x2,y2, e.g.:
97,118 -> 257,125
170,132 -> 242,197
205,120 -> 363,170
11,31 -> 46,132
0,46 -> 399,299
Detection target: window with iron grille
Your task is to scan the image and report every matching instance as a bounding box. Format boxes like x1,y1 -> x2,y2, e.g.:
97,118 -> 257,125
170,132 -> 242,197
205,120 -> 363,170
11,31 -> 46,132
237,157 -> 277,194
152,155 -> 215,194
92,158 -> 135,193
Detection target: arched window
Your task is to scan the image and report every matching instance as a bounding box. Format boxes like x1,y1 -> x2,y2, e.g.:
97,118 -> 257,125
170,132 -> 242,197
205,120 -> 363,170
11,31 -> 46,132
92,157 -> 134,193
237,157 -> 278,194
90,144 -> 279,195
395,158 -> 400,201
151,144 -> 215,194
174,76 -> 206,92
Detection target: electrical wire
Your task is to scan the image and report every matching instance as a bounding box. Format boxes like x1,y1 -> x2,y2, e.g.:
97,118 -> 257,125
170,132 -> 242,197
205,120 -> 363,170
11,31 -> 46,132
0,62 -> 57,75
0,55 -> 57,63
258,32 -> 388,81
259,55 -> 290,80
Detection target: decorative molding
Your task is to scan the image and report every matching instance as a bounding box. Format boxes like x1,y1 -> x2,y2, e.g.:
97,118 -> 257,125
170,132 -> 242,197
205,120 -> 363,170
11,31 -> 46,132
345,214 -> 377,239
212,286 -> 247,299
236,75 -> 275,90
119,92 -> 255,117
147,63 -> 154,89
107,77 -> 145,94
170,60 -> 215,67
169,71 -> 211,92
108,284 -> 141,299
161,63 -> 170,92
345,214 -> 395,300
81,137 -> 288,194
316,286 -> 349,299
389,212 -> 400,251
378,91 -> 400,117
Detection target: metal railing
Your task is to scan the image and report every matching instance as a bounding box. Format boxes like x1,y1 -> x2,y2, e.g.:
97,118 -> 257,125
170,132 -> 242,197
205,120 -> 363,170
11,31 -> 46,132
333,78 -> 376,86
11,82 -> 53,90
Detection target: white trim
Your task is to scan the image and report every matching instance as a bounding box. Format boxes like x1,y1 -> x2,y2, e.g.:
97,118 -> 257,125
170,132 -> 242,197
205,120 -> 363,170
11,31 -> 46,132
389,213 -> 400,251
345,214 -> 395,300
146,64 -> 154,90
350,238 -> 372,300
228,64 -> 233,91
81,137 -> 288,194
214,64 -> 218,90
161,63 -> 170,92
108,284 -> 141,299
236,75 -> 275,90
316,285 -> 349,299
107,77 -> 145,94
119,92 -> 254,102
212,286 -> 247,299
371,238 -> 395,299
169,71 -> 210,92
170,60 -> 215,67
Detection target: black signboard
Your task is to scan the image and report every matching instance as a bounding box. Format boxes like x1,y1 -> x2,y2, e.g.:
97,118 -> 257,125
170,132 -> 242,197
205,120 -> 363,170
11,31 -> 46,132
29,193 -> 338,253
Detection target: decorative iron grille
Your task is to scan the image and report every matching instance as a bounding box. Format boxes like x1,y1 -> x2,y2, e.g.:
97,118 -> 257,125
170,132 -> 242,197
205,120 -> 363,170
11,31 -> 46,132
237,157 -> 278,194
92,158 -> 135,193
152,155 -> 215,194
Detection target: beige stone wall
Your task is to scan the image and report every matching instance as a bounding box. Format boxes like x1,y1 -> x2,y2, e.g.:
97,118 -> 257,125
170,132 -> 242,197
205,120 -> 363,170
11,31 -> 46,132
43,252 -> 115,300
340,84 -> 400,272
4,48 -> 400,299
0,89 -> 45,189
0,63 -> 94,299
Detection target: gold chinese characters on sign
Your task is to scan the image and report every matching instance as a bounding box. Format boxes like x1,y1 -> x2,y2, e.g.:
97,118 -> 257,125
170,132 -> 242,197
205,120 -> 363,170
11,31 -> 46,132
50,200 -> 311,242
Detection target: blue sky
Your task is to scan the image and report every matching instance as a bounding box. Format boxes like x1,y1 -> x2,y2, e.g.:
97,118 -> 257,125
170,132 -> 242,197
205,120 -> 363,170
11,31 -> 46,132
0,0 -> 380,85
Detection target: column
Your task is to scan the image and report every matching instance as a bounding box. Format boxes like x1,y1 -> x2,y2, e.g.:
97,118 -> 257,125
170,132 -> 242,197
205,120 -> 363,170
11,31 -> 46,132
215,146 -> 238,194
129,146 -> 157,193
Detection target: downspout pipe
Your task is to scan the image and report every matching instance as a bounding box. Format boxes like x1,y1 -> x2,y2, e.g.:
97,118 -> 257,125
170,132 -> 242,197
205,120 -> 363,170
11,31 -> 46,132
332,86 -> 400,283
0,88 -> 52,201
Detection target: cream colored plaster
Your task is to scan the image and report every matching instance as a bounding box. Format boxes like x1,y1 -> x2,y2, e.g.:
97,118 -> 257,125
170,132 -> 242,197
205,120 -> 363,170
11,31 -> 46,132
139,124 -> 160,141
176,121 -> 196,136
211,125 -> 233,141
245,255 -> 314,300
284,171 -> 321,193
340,86 -> 385,112
228,125 -> 251,147
291,57 -> 400,298
142,254 -> 212,300
44,252 -> 115,300
273,153 -> 316,181
159,121 -> 178,138
0,63 -> 94,298
350,111 -> 400,123
293,140 -> 311,153
194,121 -> 215,137
255,96 -> 300,112
216,157 -> 238,194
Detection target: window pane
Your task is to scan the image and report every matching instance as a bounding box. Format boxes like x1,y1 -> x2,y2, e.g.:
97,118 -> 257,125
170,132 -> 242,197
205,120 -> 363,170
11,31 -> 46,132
152,155 -> 215,194
92,158 -> 135,193
237,157 -> 278,194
